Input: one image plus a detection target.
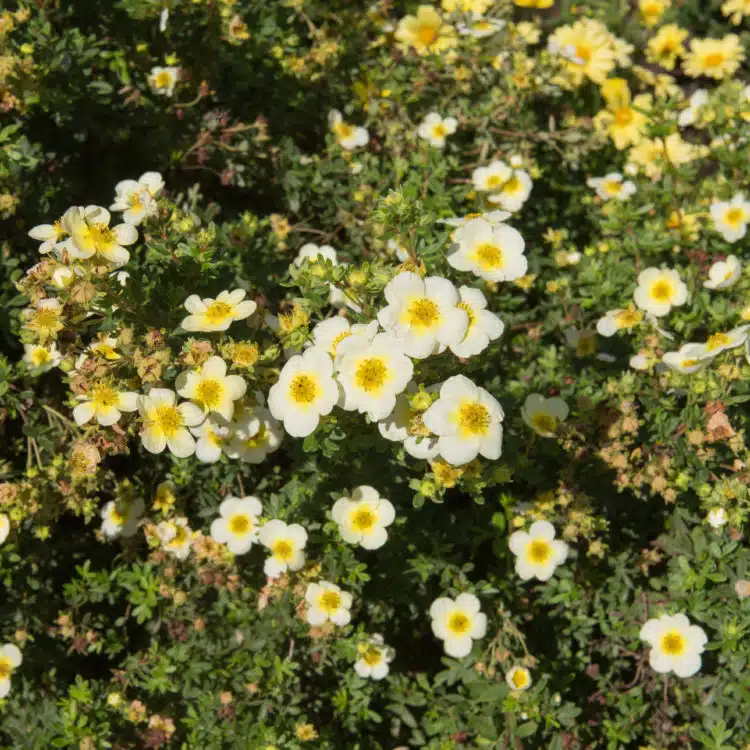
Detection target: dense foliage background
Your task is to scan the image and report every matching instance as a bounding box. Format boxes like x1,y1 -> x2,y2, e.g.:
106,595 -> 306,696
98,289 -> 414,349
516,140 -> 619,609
1,0 -> 750,748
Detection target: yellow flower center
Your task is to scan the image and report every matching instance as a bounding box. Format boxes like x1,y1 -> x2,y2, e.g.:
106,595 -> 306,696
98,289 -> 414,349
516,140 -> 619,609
362,645 -> 382,666
0,657 -> 12,680
447,611 -> 471,636
243,423 -> 269,448
615,308 -> 643,328
704,52 -> 724,68
485,174 -> 503,189
527,539 -> 551,564
89,222 -> 117,247
90,383 -> 120,410
614,107 -> 634,126
109,508 -> 125,525
531,412 -> 557,434
575,43 -> 591,62
603,180 -> 623,195
417,24 -> 439,46
705,332 -> 731,351
289,373 -> 319,405
725,207 -> 745,227
649,279 -> 674,303
229,513 -> 251,535
512,670 -> 529,689
168,525 -> 188,548
473,242 -> 504,271
457,401 -> 491,437
273,539 -> 294,561
354,357 -> 389,392
318,590 -> 342,612
431,123 -> 447,139
406,298 -> 441,329
155,71 -> 173,88
195,378 -> 224,409
31,348 -> 51,366
503,176 -> 521,194
154,405 -> 183,437
682,358 -> 699,368
660,631 -> 685,656
232,343 -> 259,366
350,506 -> 377,533
205,301 -> 234,325
334,122 -> 355,140
32,308 -> 59,331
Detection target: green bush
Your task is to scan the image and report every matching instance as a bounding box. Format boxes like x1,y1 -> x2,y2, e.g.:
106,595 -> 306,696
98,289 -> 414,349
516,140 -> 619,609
1,0 -> 750,748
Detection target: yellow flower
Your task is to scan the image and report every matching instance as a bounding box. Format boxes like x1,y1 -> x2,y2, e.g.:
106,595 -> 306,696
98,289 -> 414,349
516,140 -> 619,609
295,723 -> 318,742
646,24 -> 687,70
395,5 -> 457,56
722,0 -> 750,25
441,0 -> 492,11
639,0 -> 670,27
594,79 -> 650,149
430,459 -> 464,488
628,134 -> 705,177
683,35 -> 745,80
548,19 -> 619,85
514,0 -> 554,7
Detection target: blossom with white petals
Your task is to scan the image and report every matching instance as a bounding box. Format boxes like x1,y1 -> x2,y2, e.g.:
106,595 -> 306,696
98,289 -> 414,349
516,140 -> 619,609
148,66 -> 180,96
506,666 -> 532,691
268,347 -> 339,437
596,307 -> 644,337
707,508 -> 727,529
438,210 -> 510,229
521,394 -> 569,437
73,381 -> 139,427
448,217 -> 527,282
101,498 -> 144,539
508,520 -> 569,581
662,343 -> 708,373
110,171 -> 164,225
378,385 -> 440,460
210,496 -> 263,555
23,343 -> 61,372
156,517 -> 193,560
711,194 -> 750,242
57,205 -> 137,268
354,635 -> 394,680
639,613 -> 707,677
331,486 -> 395,550
259,519 -> 308,577
423,375 -> 503,465
678,89 -> 708,127
310,318 -> 379,364
418,112 -> 458,148
191,414 -> 233,463
633,268 -> 688,317
0,514 -> 9,546
429,593 -> 487,657
704,255 -> 741,290
587,173 -> 636,201
176,356 -> 246,421
488,168 -> 533,212
698,326 -> 749,358
137,388 -> 204,457
305,581 -> 353,626
0,644 -> 22,698
377,272 -> 468,359
225,406 -> 283,463
181,289 -> 257,332
28,219 -> 66,254
472,160 -> 512,192
450,286 -> 504,358
328,110 -> 369,150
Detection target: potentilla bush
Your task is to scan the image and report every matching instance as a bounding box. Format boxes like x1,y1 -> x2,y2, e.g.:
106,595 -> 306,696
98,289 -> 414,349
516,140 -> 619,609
1,0 -> 750,748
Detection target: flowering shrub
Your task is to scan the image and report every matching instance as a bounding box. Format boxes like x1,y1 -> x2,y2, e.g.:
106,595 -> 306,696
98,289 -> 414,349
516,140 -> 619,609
2,0 -> 750,748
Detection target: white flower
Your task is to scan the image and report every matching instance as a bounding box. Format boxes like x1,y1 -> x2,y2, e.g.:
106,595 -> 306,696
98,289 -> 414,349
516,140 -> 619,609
633,268 -> 688,317
710,194 -> 750,242
328,110 -> 369,150
156,517 -> 193,560
448,217 -> 527,282
506,666 -> 532,691
310,318 -> 379,364
508,520 -> 569,581
294,243 -> 338,268
521,394 -> 569,437
458,16 -> 505,38
0,514 -> 9,546
148,65 -> 180,96
429,593 -> 487,658
73,381 -> 139,427
110,172 -> 164,225
57,205 -> 138,268
181,289 -> 257,332
377,272 -> 468,359
678,89 -> 708,128
305,581 -> 353,626
423,375 -> 503,465
698,326 -> 749,358
137,388 -> 204,457
100,498 -> 144,539
225,406 -> 283,463
630,353 -> 652,371
438,210 -> 510,229
707,507 -> 727,529
377,385 -> 440,460
586,173 -> 636,201
472,160 -> 512,192
268,347 -> 340,437
28,219 -> 66,254
52,266 -> 76,289
596,307 -> 644,337
210,496 -> 263,555
0,644 -> 22,698
662,343 -> 708,374
354,635 -> 394,680
23,343 -> 61,372
450,286 -> 504,358
331,486 -> 396,550
639,613 -> 707,677
258,519 -> 308,577
704,255 -> 741,290
191,414 -> 233,463
488,169 -> 533,213
417,112 -> 458,148
337,334 -> 413,420
89,336 -> 121,361
176,356 -> 247,421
